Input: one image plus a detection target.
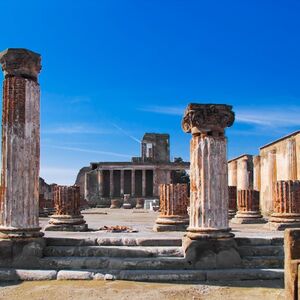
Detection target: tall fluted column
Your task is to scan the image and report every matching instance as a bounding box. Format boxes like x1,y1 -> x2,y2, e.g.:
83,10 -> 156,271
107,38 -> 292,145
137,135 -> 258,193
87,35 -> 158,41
182,103 -> 235,239
268,181 -> 300,230
120,169 -> 124,197
287,139 -> 297,181
142,169 -> 146,197
109,169 -> 114,198
153,184 -> 189,231
268,150 -> 277,213
237,157 -> 250,190
45,185 -> 87,231
98,169 -> 104,198
131,169 -> 135,197
0,49 -> 42,238
253,155 -> 261,192
228,161 -> 237,187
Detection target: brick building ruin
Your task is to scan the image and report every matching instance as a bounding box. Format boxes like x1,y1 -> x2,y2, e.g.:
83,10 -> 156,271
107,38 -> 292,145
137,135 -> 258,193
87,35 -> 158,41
80,133 -> 189,207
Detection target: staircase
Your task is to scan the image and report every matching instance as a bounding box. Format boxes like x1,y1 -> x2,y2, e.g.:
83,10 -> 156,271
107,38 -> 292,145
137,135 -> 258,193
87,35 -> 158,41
30,236 -> 284,282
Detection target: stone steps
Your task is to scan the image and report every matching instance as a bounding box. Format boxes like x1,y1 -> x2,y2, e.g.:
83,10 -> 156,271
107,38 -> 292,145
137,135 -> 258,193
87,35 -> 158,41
43,245 -> 184,258
39,256 -> 189,270
45,237 -> 182,247
241,256 -> 284,269
238,245 -> 283,257
0,268 -> 284,282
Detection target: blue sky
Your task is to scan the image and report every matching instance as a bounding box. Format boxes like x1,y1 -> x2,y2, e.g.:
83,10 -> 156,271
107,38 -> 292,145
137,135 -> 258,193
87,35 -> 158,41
0,0 -> 300,184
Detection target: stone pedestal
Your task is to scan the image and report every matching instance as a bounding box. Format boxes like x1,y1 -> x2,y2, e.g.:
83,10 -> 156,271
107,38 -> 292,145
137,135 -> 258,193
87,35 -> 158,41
181,103 -> 241,268
122,194 -> 132,209
110,199 -> 120,209
135,198 -> 144,209
0,49 -> 43,238
268,181 -> 300,230
153,184 -> 189,232
45,186 -> 87,231
228,186 -> 237,219
231,190 -> 265,224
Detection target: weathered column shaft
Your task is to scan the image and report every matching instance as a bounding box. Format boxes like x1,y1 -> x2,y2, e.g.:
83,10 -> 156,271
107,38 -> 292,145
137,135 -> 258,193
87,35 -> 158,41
287,139 -> 297,181
131,169 -> 135,197
0,49 -> 42,238
268,181 -> 300,230
228,186 -> 237,218
159,184 -> 189,216
268,150 -> 277,212
237,190 -> 260,212
98,169 -> 104,197
253,155 -> 261,191
120,169 -> 124,196
153,183 -> 189,232
228,161 -> 237,187
237,157 -> 249,190
142,169 -> 146,197
189,135 -> 229,230
109,169 -> 114,197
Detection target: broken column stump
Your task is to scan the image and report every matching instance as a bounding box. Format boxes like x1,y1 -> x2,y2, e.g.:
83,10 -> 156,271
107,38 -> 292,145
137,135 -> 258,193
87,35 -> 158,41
45,185 -> 87,231
231,190 -> 264,224
0,48 -> 43,238
181,104 -> 241,269
153,183 -> 189,232
228,186 -> 237,219
268,180 -> 300,230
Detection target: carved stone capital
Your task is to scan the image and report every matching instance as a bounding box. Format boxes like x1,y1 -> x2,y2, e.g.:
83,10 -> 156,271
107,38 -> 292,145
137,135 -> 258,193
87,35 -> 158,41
0,48 -> 41,81
182,103 -> 235,135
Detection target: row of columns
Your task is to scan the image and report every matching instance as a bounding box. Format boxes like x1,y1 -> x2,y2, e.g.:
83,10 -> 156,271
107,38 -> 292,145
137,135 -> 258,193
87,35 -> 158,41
97,169 -> 154,198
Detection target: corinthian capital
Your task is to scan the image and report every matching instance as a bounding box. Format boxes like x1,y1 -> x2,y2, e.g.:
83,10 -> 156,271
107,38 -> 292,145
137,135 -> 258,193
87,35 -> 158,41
0,48 -> 41,81
182,103 -> 235,135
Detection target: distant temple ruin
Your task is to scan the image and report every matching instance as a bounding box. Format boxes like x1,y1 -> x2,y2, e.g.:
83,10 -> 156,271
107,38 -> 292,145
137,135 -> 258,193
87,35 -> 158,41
80,133 -> 189,207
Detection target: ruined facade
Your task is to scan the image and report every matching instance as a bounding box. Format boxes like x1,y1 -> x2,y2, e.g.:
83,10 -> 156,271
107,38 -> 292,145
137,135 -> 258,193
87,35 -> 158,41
82,133 -> 189,206
228,131 -> 300,226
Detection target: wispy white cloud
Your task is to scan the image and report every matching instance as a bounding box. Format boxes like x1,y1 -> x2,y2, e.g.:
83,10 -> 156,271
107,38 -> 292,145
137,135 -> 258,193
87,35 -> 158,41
139,105 -> 184,116
50,145 -> 132,158
42,124 -> 112,135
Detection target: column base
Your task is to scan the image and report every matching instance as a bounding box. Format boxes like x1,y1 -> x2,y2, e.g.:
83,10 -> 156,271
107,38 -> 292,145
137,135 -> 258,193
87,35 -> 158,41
186,227 -> 234,240
230,211 -> 266,224
122,202 -> 132,209
0,227 -> 44,239
45,215 -> 88,232
153,216 -> 189,232
228,210 -> 237,219
266,213 -> 300,231
110,199 -> 120,209
182,233 -> 241,269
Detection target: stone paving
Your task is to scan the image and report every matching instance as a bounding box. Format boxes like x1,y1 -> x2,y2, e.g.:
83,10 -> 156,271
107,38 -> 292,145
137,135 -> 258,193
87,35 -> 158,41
39,208 -> 284,240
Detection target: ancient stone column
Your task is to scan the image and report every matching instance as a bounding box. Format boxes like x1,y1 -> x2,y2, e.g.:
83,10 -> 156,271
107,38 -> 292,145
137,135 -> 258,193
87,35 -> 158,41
45,185 -> 87,231
268,181 -> 300,230
120,169 -> 124,197
267,150 -> 277,213
287,139 -> 297,181
0,49 -> 42,238
131,169 -> 135,197
153,183 -> 189,231
228,161 -> 237,187
228,186 -> 237,219
109,169 -> 114,198
181,104 -> 241,268
98,169 -> 104,198
142,169 -> 146,197
181,103 -> 235,239
253,155 -> 261,192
